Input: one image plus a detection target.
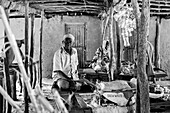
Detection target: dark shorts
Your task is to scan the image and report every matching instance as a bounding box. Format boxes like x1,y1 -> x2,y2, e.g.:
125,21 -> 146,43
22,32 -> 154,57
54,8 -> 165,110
51,78 -> 76,91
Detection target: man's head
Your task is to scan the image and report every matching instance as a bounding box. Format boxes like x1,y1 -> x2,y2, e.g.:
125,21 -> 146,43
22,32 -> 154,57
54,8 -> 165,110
62,34 -> 75,51
16,39 -> 24,48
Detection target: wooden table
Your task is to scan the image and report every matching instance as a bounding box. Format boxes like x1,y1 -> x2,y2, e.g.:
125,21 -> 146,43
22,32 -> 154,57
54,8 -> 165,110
79,68 -> 109,83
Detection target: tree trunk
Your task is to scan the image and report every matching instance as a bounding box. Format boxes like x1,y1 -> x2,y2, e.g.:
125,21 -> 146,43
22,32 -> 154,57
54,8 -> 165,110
131,0 -> 141,112
138,0 -> 150,112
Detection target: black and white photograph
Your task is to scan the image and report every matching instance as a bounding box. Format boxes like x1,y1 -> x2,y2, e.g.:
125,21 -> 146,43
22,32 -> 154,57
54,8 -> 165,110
0,0 -> 170,113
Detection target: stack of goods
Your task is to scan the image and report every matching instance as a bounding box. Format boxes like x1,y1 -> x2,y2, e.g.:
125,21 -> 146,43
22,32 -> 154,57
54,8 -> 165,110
89,80 -> 136,113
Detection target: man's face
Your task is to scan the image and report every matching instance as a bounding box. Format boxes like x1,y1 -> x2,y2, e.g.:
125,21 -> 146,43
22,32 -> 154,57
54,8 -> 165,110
63,37 -> 72,50
16,40 -> 23,48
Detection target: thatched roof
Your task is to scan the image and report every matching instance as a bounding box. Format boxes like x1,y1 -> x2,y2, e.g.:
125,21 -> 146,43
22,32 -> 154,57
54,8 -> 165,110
1,0 -> 112,18
1,0 -> 170,18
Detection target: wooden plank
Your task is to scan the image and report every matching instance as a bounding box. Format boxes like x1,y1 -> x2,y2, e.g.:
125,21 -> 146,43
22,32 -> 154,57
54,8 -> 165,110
138,0 -> 170,4
138,2 -> 170,8
151,12 -> 170,15
45,10 -> 100,14
38,4 -> 104,9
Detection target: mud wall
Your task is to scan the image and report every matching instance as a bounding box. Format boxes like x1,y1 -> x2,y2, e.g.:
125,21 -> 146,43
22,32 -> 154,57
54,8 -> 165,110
42,16 -> 102,78
0,16 -> 170,78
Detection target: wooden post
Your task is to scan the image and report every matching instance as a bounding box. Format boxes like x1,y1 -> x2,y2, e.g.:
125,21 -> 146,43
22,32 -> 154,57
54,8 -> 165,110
24,1 -> 29,113
108,6 -> 116,81
138,0 -> 150,112
154,16 -> 161,68
131,0 -> 141,112
3,8 -> 12,113
39,10 -> 44,88
116,21 -> 121,78
30,14 -> 35,88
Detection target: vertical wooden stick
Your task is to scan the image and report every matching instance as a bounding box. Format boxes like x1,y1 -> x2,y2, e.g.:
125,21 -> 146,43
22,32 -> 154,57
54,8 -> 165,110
24,1 -> 29,113
154,17 -> 161,68
39,10 -> 44,88
30,14 -> 35,88
3,8 -> 12,113
116,21 -> 121,78
108,6 -> 116,81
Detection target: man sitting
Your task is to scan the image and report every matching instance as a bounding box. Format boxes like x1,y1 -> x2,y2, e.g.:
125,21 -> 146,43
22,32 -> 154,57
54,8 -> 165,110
52,34 -> 81,91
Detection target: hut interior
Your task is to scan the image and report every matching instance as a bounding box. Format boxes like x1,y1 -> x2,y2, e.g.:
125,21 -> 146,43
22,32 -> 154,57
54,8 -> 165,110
0,0 -> 170,112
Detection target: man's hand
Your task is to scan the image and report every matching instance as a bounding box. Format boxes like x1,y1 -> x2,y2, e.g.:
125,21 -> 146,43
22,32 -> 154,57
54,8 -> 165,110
76,82 -> 82,90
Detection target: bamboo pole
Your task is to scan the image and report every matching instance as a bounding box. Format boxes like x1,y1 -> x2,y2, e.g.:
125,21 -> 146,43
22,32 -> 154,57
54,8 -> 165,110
138,0 -> 150,112
154,16 -> 161,68
0,86 -> 22,113
24,1 -> 29,113
0,5 -> 40,113
3,8 -> 12,113
39,10 -> 44,88
30,14 -> 35,88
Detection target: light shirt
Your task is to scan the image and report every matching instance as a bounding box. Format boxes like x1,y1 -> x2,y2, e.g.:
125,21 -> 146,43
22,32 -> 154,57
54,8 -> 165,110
52,47 -> 79,80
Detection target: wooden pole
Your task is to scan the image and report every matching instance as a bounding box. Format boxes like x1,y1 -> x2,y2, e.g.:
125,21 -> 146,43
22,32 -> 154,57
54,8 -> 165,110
137,0 -> 150,112
39,10 -> 44,88
131,0 -> 141,112
108,6 -> 116,81
0,5 -> 40,113
116,21 -> 121,78
3,8 -> 12,113
154,16 -> 161,68
30,14 -> 35,88
24,1 -> 29,113
102,14 -> 109,40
